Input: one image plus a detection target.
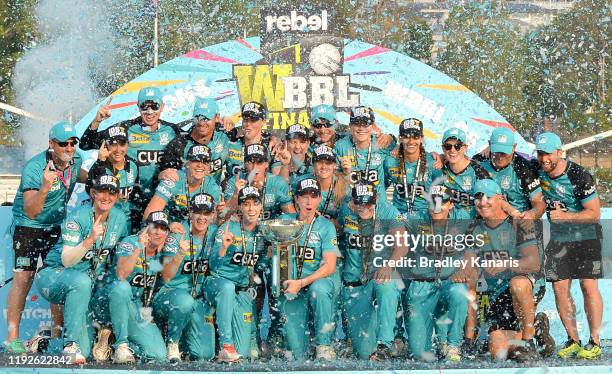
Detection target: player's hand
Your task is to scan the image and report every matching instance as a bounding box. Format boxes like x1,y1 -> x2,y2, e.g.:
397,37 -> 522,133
377,133 -> 393,149
269,136 -> 282,156
178,233 -> 190,255
97,141 -> 110,161
138,228 -> 150,246
431,152 -> 444,169
283,279 -> 302,295
549,202 -> 567,221
216,195 -> 227,217
92,97 -> 113,129
221,224 -> 235,250
339,156 -> 352,175
169,222 -> 185,235
42,161 -> 57,191
514,210 -> 536,232
234,178 -> 248,194
89,215 -> 105,242
374,266 -> 393,283
158,168 -> 180,182
480,145 -> 491,159
276,141 -> 291,166
221,116 -> 235,132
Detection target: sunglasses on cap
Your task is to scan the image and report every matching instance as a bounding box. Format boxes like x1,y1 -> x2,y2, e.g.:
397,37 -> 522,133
443,142 -> 464,151
312,119 -> 333,129
55,140 -> 78,148
139,102 -> 160,111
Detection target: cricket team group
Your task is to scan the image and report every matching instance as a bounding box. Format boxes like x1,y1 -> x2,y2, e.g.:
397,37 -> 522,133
3,86 -> 604,365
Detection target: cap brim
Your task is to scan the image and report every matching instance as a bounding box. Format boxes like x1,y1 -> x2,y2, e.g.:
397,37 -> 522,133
93,185 -> 119,193
239,195 -> 261,203
350,117 -> 372,125
490,143 -> 513,154
352,196 -> 375,205
297,187 -> 321,196
245,155 -> 267,163
188,156 -> 211,163
400,129 -> 423,137
138,99 -> 162,106
442,136 -> 465,143
536,145 -> 557,153
287,132 -> 309,140
313,155 -> 336,162
241,112 -> 265,120
53,135 -> 79,142
190,205 -> 214,213
108,136 -> 128,143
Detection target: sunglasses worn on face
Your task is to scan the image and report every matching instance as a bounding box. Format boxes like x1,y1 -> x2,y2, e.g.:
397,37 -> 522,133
443,143 -> 464,151
400,134 -> 422,140
139,103 -> 160,111
312,120 -> 333,129
56,140 -> 78,148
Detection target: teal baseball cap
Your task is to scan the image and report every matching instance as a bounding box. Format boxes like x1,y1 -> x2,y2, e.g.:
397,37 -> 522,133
474,179 -> 502,198
311,104 -> 337,124
535,132 -> 563,153
49,120 -> 78,142
490,128 -> 515,154
193,97 -> 219,120
137,86 -> 163,106
442,127 -> 467,144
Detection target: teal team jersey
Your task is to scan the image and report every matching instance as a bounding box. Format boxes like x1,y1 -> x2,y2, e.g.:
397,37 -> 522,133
127,123 -> 178,194
441,160 -> 491,219
537,160 -> 599,242
469,217 -> 538,300
12,151 -> 83,229
338,200 -> 406,283
110,235 -> 165,300
477,154 -> 542,212
277,213 -> 340,279
224,173 -> 293,220
333,136 -> 392,198
161,220 -> 217,294
209,221 -> 266,287
44,204 -> 128,278
404,218 -> 471,281
383,152 -> 442,218
154,170 -> 222,222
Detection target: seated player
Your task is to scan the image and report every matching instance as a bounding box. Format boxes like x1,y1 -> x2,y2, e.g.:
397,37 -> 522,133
470,179 -> 553,362
204,187 -> 267,362
92,212 -> 171,364
153,193 -> 218,362
35,175 -> 127,363
277,178 -> 340,360
338,182 -> 408,360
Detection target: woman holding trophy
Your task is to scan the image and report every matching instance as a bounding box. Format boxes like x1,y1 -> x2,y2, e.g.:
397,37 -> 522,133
275,178 -> 340,361
204,186 -> 267,362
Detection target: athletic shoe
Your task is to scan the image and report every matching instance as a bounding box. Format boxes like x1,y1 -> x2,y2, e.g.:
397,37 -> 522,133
391,338 -> 407,358
316,345 -> 336,360
112,343 -> 135,364
557,339 -> 582,359
167,342 -> 181,363
218,344 -> 241,363
25,335 -> 50,353
92,328 -> 112,362
534,312 -> 555,357
511,339 -> 540,363
444,346 -> 461,362
576,339 -> 602,360
5,338 -> 26,354
249,337 -> 260,360
370,344 -> 393,361
62,342 -> 86,364
337,339 -> 353,358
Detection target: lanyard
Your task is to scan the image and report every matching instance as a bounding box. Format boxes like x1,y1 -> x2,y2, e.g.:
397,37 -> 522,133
401,155 -> 422,215
240,221 -> 258,268
351,136 -> 372,181
56,167 -> 72,205
360,206 -> 377,281
141,248 -> 159,307
90,212 -> 109,277
430,219 -> 449,285
320,177 -> 337,216
189,223 -> 208,297
296,215 -> 317,280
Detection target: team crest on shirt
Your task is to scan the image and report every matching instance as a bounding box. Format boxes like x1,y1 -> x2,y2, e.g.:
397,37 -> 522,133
372,154 -> 382,165
159,133 -> 170,146
499,231 -> 510,245
501,175 -> 511,190
213,143 -> 223,154
127,170 -> 135,184
555,184 -> 566,195
264,194 -> 274,204
109,232 -> 118,246
462,176 -> 472,190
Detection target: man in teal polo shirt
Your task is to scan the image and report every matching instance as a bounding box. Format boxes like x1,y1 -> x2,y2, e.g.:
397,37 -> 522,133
6,121 -> 83,353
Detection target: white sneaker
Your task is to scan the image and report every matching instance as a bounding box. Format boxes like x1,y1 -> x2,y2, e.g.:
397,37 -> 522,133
445,345 -> 461,362
218,344 -> 241,363
167,342 -> 181,362
62,342 -> 86,365
391,338 -> 407,357
112,343 -> 135,364
92,328 -> 112,362
316,344 -> 336,360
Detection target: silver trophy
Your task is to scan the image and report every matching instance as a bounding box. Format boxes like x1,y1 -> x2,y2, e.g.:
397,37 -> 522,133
259,219 -> 305,298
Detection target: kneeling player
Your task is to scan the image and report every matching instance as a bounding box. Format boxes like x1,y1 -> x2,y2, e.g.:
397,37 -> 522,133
204,187 -> 266,362
338,182 -> 408,360
277,178 -> 340,360
153,193 -> 217,362
471,179 -> 553,362
92,212 -> 170,364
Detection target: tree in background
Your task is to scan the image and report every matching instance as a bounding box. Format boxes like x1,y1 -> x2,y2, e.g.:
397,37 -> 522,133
436,2 -> 535,133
